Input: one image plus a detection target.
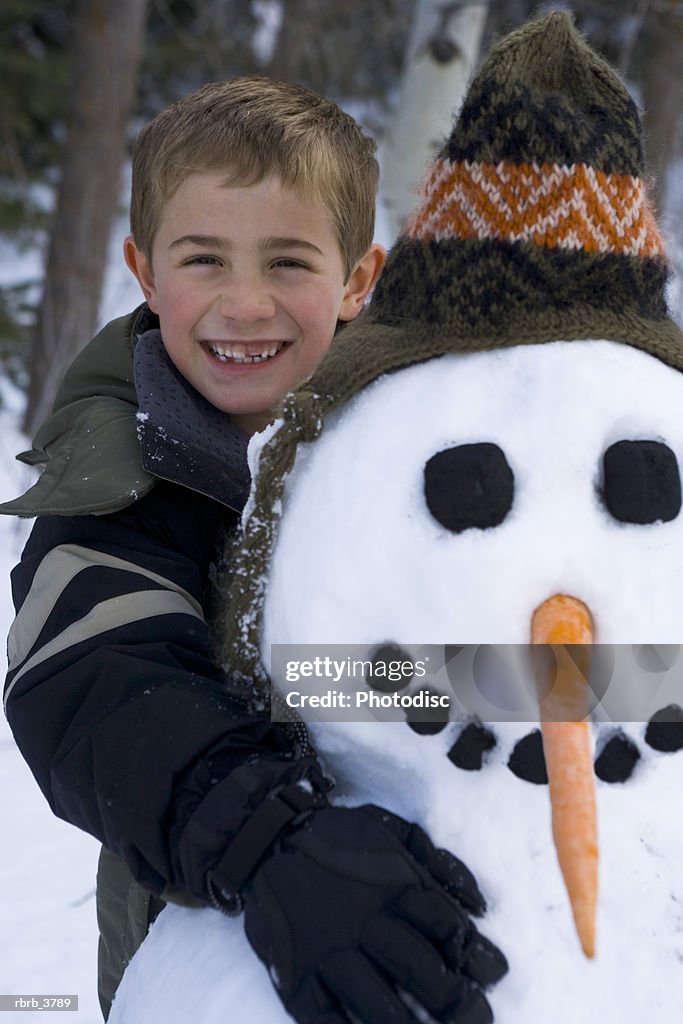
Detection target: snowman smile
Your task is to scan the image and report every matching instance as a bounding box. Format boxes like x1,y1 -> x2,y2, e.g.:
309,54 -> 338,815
204,340 -> 289,364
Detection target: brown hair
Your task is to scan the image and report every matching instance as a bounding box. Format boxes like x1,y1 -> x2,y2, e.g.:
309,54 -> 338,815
130,77 -> 379,279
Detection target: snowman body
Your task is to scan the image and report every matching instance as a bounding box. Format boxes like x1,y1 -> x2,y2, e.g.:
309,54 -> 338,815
111,340 -> 683,1023
110,720 -> 683,1024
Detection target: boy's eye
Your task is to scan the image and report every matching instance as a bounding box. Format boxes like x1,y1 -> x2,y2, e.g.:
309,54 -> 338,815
185,255 -> 221,266
601,439 -> 681,524
271,258 -> 307,269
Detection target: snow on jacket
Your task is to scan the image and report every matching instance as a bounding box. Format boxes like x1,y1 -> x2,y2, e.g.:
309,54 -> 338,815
1,306 -> 326,1015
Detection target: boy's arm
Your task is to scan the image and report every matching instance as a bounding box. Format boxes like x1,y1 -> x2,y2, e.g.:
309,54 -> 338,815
3,481 -> 326,903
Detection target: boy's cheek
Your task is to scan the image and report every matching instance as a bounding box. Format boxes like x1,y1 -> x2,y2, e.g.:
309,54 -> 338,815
155,294 -> 189,333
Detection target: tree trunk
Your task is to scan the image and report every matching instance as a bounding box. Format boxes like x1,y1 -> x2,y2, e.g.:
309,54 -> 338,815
24,0 -> 149,436
380,0 -> 489,242
267,0 -> 320,83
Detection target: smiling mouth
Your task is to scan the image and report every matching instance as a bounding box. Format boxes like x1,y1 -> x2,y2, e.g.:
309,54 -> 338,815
204,340 -> 289,364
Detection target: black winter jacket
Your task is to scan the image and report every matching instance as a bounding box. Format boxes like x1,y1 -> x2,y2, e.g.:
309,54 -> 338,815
3,306 -> 326,906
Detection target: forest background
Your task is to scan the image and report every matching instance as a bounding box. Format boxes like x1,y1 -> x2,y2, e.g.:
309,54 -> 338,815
2,0 -> 683,437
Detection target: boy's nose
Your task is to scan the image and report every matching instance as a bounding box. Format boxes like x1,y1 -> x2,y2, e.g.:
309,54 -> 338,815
214,279 -> 277,322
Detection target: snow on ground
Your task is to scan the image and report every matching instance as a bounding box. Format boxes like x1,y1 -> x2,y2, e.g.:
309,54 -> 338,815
0,216 -> 141,1022
0,387 -> 103,1023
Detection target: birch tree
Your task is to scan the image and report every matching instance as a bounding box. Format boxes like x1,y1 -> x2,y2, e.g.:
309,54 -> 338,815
380,0 -> 489,241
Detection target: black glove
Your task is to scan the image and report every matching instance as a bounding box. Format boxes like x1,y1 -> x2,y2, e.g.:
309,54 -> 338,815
241,803 -> 507,1024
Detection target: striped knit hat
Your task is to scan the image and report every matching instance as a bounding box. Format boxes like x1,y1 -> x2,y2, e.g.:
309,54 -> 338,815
223,10 -> 683,689
301,8 -> 683,411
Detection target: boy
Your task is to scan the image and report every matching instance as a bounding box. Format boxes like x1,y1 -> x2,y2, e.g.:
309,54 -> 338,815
2,78 -> 505,1023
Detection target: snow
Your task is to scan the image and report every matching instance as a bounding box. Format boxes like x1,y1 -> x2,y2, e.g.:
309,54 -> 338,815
111,906 -> 285,1023
0,384 -> 103,1022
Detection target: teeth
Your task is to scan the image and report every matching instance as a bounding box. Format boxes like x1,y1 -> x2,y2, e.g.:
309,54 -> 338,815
207,343 -> 283,363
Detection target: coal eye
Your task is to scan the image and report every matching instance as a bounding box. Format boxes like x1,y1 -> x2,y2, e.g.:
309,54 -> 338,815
602,440 -> 681,524
424,442 -> 514,532
366,643 -> 413,693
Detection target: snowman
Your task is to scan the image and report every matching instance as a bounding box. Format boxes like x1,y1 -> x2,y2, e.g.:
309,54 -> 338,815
110,13 -> 683,1024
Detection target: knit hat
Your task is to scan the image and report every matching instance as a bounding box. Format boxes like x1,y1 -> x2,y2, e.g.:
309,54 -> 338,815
223,10 -> 683,692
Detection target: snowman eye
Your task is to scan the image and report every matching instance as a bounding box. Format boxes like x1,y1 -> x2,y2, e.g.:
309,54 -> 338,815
424,442 -> 514,532
367,643 -> 413,692
601,440 -> 681,524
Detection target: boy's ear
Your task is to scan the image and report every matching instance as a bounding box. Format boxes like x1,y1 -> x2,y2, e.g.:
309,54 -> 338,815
338,243 -> 386,322
124,235 -> 159,312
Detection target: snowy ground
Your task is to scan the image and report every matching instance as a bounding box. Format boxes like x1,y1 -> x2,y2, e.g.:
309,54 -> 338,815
0,400 -> 102,1022
0,216 -> 141,1023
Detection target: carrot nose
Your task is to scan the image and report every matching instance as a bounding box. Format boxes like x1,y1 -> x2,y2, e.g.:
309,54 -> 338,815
531,594 -> 598,958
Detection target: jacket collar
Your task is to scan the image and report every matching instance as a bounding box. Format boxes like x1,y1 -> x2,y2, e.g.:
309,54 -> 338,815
133,316 -> 250,513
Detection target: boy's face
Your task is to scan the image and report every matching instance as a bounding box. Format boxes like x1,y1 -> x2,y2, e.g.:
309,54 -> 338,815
125,171 -> 383,434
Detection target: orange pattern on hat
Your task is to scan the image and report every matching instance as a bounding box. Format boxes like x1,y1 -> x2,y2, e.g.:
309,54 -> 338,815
405,158 -> 665,258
